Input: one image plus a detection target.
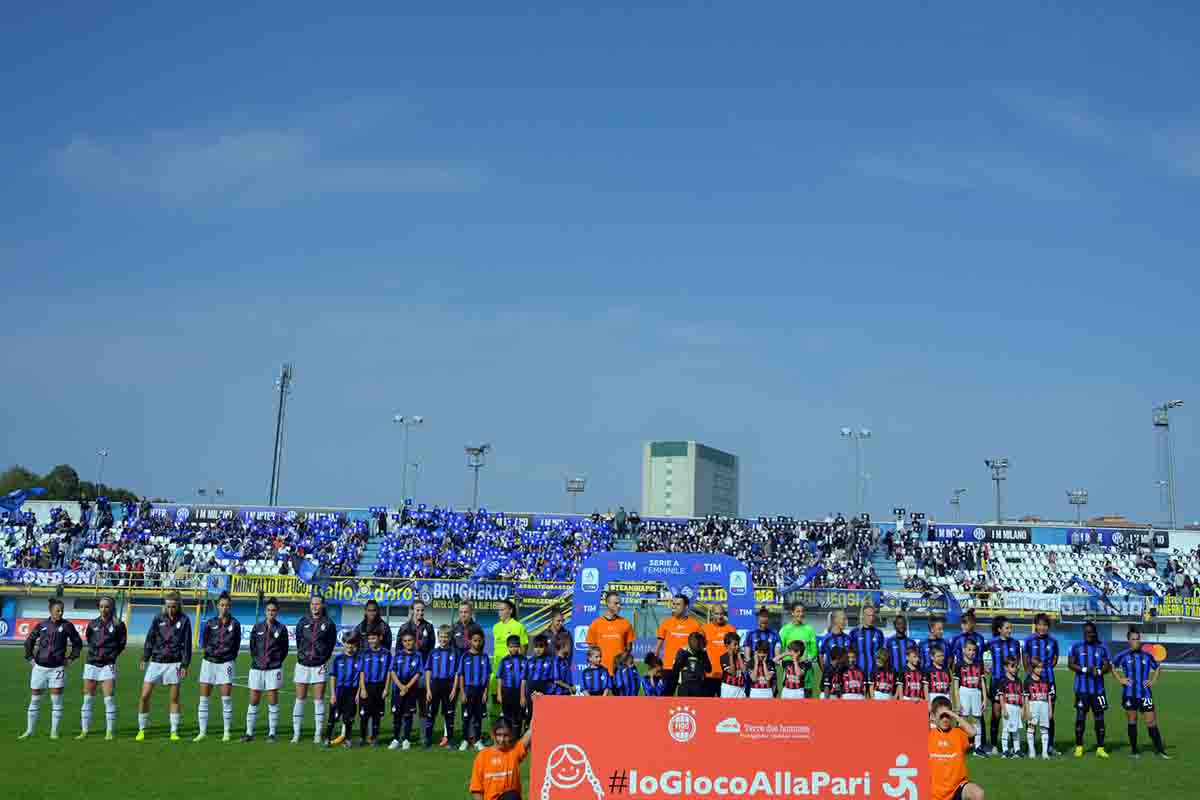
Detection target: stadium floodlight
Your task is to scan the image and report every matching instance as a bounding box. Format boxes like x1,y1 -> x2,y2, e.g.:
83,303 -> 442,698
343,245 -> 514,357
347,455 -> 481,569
566,476 -> 587,514
839,427 -> 873,517
392,415 -> 426,503
950,488 -> 967,522
984,459 -> 1009,523
465,443 -> 492,510
1067,488 -> 1089,525
1152,400 -> 1184,530
95,449 -> 110,498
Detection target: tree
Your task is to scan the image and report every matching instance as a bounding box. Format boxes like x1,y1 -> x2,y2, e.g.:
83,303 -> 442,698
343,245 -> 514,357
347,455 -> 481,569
42,464 -> 81,501
0,465 -> 40,496
0,463 -> 143,503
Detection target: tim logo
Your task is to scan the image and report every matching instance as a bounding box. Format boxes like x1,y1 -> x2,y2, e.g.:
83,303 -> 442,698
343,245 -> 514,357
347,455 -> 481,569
667,705 -> 697,743
581,568 -> 599,593
617,560 -> 636,571
728,571 -> 748,596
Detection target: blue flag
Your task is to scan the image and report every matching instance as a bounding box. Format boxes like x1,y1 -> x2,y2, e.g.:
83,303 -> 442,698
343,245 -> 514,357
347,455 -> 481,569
206,574 -> 230,596
1068,575 -> 1119,613
473,557 -> 504,579
296,558 -> 321,584
777,562 -> 825,594
936,586 -> 963,624
1110,572 -> 1161,599
0,487 -> 46,513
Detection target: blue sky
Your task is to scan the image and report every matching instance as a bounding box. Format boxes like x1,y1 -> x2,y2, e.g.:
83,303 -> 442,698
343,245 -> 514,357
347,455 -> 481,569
2,3 -> 1197,523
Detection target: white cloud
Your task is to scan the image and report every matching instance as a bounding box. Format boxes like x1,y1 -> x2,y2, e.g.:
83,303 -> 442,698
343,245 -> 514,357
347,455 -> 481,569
50,105 -> 472,202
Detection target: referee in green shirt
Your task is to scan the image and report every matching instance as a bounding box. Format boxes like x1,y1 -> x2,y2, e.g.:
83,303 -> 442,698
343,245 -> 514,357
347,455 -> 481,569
778,602 -> 819,693
490,599 -> 529,692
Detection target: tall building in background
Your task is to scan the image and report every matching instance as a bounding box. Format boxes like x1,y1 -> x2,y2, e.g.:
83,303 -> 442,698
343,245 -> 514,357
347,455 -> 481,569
641,441 -> 739,518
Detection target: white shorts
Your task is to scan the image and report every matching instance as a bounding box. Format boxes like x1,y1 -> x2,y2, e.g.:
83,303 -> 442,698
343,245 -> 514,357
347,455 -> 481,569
720,683 -> 747,699
1027,700 -> 1050,728
249,668 -> 284,692
781,687 -> 807,700
1003,703 -> 1023,733
873,691 -> 893,701
31,664 -> 66,691
294,663 -> 327,685
199,660 -> 236,686
144,662 -> 182,685
842,693 -> 865,700
958,687 -> 983,717
83,664 -> 117,683
749,687 -> 774,699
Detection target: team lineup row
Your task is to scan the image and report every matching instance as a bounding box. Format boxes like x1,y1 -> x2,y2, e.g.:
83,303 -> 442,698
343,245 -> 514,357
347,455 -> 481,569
16,591 -> 1173,760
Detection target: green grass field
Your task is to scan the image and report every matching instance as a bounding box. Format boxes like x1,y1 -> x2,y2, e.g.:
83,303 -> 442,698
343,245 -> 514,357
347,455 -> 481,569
0,648 -> 1191,799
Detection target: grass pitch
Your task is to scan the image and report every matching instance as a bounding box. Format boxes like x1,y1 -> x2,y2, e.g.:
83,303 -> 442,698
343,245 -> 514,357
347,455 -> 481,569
0,649 -> 1190,799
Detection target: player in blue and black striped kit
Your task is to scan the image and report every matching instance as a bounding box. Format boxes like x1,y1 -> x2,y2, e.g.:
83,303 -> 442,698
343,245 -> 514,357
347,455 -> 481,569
1113,626 -> 1171,760
496,635 -> 527,736
1023,613 -> 1061,755
523,634 -> 557,725
1068,620 -> 1110,758
388,631 -> 427,750
580,645 -> 612,696
611,651 -> 641,696
985,616 -> 1021,754
325,633 -> 362,747
424,625 -> 460,748
456,629 -> 490,752
358,631 -> 392,745
851,603 -> 885,676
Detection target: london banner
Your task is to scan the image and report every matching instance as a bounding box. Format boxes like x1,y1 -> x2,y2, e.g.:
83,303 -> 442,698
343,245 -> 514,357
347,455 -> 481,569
531,696 -> 929,800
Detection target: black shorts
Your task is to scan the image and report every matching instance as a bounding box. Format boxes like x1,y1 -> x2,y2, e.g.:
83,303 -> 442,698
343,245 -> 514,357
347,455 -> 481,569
1074,693 -> 1108,714
1121,695 -> 1154,712
987,681 -> 1003,703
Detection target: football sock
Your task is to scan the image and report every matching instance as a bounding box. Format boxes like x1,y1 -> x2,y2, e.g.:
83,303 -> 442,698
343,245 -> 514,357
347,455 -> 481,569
26,695 -> 41,735
1148,726 -> 1165,753
138,712 -> 149,732
292,699 -> 304,738
221,696 -> 233,734
198,697 -> 210,734
267,704 -> 279,737
104,696 -> 117,734
312,699 -> 325,739
1094,718 -> 1105,747
1128,723 -> 1138,753
50,695 -> 63,736
245,705 -> 258,735
169,712 -> 180,734
81,695 -> 94,732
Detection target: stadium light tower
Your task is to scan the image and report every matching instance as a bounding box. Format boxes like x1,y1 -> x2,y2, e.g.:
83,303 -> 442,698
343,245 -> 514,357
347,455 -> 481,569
1067,488 -> 1089,525
984,458 -> 1009,523
950,488 -> 967,522
96,449 -> 110,498
268,363 -> 294,506
839,427 -> 872,516
1153,400 -> 1184,530
566,476 -> 587,513
392,415 -> 425,503
465,443 -> 492,510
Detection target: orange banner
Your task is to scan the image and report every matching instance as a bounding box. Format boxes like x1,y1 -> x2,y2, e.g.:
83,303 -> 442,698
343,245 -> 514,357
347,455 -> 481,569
531,697 -> 929,800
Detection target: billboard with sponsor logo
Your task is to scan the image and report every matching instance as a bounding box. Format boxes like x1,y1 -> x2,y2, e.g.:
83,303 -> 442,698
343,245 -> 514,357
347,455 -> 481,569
1064,528 -> 1170,549
3,568 -> 97,586
0,616 -> 14,640
531,696 -> 929,800
14,618 -> 90,640
571,552 -> 755,679
931,524 -> 1031,544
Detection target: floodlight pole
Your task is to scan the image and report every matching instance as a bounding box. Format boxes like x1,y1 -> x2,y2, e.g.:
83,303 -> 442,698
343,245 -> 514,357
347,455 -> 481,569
465,443 -> 491,510
985,458 -> 1008,523
1153,401 -> 1184,530
566,477 -> 587,513
1067,488 -> 1089,525
393,415 -> 425,503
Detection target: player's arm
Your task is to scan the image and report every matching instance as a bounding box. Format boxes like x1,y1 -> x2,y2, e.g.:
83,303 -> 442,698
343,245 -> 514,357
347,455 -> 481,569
519,673 -> 528,708
141,620 -> 157,669
946,709 -> 975,737
1067,647 -> 1082,675
22,622 -> 39,662
1146,663 -> 1160,689
180,618 -> 192,676
1022,641 -> 1032,676
358,670 -> 368,700
1112,660 -> 1130,687
66,620 -> 83,664
951,674 -> 959,710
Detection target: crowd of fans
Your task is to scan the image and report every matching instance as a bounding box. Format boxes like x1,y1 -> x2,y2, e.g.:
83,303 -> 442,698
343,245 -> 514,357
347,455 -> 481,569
1,502 -> 367,583
372,506 -> 614,580
635,513 -> 881,590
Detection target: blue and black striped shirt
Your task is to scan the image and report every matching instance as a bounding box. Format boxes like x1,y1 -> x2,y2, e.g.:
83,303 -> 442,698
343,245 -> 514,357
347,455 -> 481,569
1069,642 -> 1110,695
987,637 -> 1023,682
744,628 -> 780,660
820,631 -> 853,668
1023,635 -> 1060,685
581,666 -> 611,696
426,646 -> 460,681
331,653 -> 362,690
524,655 -> 556,686
360,647 -> 392,684
551,657 -> 573,695
498,654 -> 527,690
852,626 -> 885,675
642,674 -> 665,696
611,665 -> 641,696
920,636 -> 948,672
1113,648 -> 1158,701
458,652 -> 491,689
949,631 -> 987,670
886,634 -> 915,673
392,650 -> 425,683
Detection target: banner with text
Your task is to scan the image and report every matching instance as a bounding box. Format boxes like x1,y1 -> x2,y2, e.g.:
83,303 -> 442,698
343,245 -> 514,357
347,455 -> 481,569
531,696 -> 929,800
1064,528 -> 1170,549
930,524 -> 1032,544
1152,596 -> 1200,619
4,568 -> 98,587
